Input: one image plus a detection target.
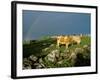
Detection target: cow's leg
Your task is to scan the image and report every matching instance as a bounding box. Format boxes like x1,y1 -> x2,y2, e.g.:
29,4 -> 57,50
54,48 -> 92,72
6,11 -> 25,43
77,40 -> 81,45
57,41 -> 60,48
66,43 -> 69,49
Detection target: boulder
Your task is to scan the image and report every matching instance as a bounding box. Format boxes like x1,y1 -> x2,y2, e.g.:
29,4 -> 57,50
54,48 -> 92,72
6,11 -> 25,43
75,48 -> 84,54
49,44 -> 55,47
34,63 -> 43,69
29,55 -> 38,62
23,58 -> 32,69
68,52 -> 77,65
39,58 -> 43,63
57,60 -> 63,64
83,45 -> 88,49
47,53 -> 56,62
23,65 -> 32,69
83,45 -> 90,52
51,49 -> 59,54
42,47 -> 49,51
47,49 -> 59,62
70,52 -> 77,60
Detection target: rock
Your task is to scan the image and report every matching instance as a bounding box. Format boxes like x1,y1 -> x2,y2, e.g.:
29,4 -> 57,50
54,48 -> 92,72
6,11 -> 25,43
83,45 -> 90,52
55,52 -> 60,58
49,44 -> 55,47
42,47 -> 49,51
47,53 -> 56,62
61,53 -> 70,59
36,65 -> 42,69
47,49 -> 59,62
23,58 -> 32,69
40,63 -> 45,68
60,52 -> 67,57
70,52 -> 77,60
57,60 -> 63,64
68,52 -> 77,65
63,49 -> 68,53
34,63 -> 43,69
23,58 -> 28,62
60,53 -> 64,57
23,65 -> 32,69
83,45 -> 88,48
75,48 -> 83,54
34,63 -> 40,66
38,58 -> 45,68
51,49 -> 59,54
82,45 -> 90,59
23,58 -> 32,65
39,58 -> 43,63
29,55 -> 38,62
42,43 -> 47,46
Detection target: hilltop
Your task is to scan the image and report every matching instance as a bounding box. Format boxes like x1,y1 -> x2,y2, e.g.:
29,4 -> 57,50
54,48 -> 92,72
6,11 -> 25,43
23,35 -> 91,69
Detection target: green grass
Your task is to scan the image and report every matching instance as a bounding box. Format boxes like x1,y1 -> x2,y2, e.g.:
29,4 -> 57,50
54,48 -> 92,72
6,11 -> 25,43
67,36 -> 90,51
23,37 -> 56,57
23,35 -> 91,68
23,36 -> 90,57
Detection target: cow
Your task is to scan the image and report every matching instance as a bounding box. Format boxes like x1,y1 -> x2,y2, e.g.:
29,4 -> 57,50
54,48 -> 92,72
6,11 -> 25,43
57,36 -> 72,48
71,35 -> 82,45
56,35 -> 82,48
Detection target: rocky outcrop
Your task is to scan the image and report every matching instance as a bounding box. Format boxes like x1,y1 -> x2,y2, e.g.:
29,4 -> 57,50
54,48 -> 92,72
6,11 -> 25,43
46,49 -> 60,62
29,55 -> 38,62
23,44 -> 90,69
23,58 -> 32,69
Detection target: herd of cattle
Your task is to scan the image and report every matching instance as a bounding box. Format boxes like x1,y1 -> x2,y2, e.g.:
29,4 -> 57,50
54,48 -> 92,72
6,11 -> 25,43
56,34 -> 82,48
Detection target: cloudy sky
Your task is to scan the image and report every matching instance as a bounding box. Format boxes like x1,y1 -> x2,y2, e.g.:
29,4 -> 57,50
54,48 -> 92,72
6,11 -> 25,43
23,10 -> 90,40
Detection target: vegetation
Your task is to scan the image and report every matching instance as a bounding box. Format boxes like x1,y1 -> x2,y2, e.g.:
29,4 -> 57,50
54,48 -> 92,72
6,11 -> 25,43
23,35 -> 91,69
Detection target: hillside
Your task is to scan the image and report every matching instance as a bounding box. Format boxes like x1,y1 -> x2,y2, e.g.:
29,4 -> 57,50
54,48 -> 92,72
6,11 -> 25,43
23,35 -> 91,69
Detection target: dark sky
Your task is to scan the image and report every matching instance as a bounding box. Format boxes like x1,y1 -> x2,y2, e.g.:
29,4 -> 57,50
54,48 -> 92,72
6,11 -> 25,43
23,10 -> 90,40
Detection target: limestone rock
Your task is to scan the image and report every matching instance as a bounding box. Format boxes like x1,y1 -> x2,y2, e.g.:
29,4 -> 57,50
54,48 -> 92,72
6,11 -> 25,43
75,48 -> 83,54
29,55 -> 38,62
47,49 -> 59,62
57,60 -> 63,64
47,53 -> 56,62
23,65 -> 32,69
23,58 -> 32,69
39,58 -> 43,63
34,63 -> 42,69
42,47 -> 49,51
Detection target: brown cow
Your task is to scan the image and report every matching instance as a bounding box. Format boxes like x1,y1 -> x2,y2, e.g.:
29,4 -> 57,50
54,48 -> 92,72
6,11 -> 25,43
57,36 -> 72,48
57,35 -> 82,48
71,35 -> 82,45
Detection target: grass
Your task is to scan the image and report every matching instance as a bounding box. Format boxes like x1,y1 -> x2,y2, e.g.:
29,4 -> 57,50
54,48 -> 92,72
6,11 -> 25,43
23,35 -> 91,68
23,35 -> 90,57
23,38 -> 56,57
67,36 -> 90,51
